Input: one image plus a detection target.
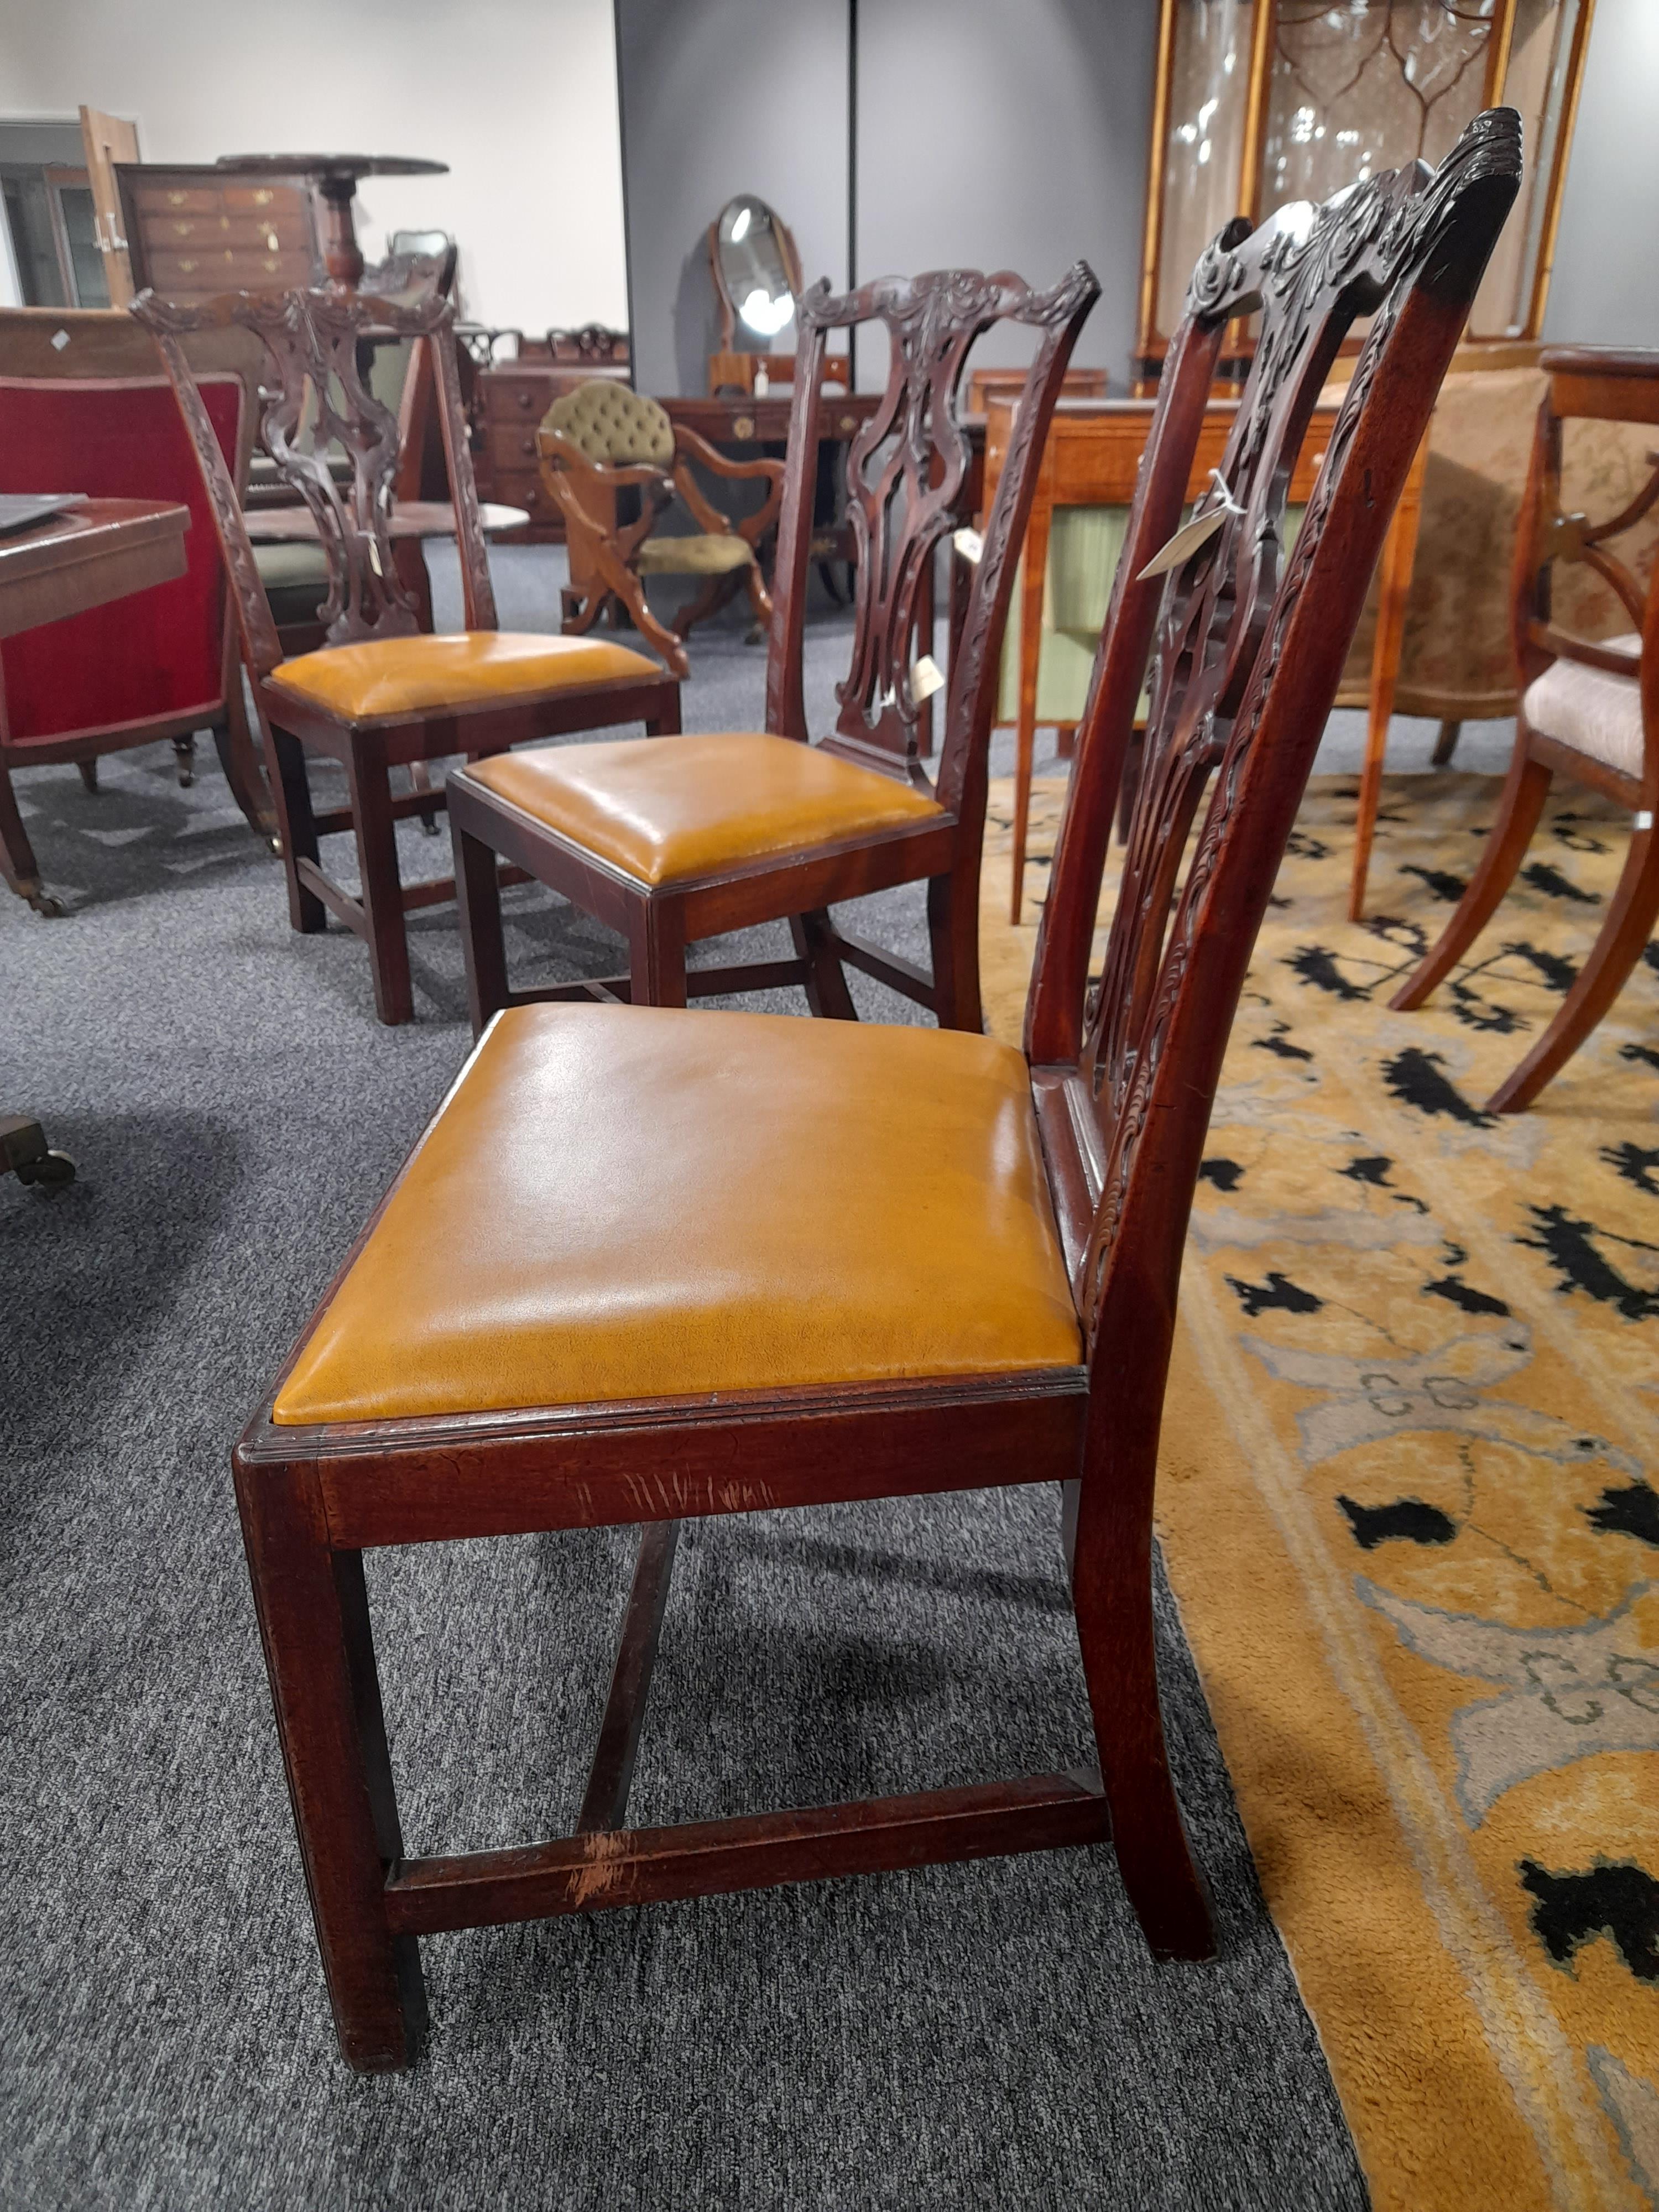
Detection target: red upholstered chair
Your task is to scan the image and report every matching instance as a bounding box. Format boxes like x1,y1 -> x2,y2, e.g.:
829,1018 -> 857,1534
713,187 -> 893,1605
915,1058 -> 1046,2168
227,116 -> 1518,2068
0,310 -> 272,916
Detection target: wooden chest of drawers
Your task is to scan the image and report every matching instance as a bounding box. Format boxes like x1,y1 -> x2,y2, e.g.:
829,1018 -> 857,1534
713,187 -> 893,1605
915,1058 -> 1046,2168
116,166 -> 323,304
470,335 -> 630,542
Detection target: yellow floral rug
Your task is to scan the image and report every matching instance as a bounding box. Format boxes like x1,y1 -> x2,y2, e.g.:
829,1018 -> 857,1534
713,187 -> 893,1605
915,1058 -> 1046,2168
981,772 -> 1659,2212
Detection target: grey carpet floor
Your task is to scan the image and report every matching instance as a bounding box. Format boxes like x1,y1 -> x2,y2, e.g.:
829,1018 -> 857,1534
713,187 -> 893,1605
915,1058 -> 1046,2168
1,553 -> 1376,2210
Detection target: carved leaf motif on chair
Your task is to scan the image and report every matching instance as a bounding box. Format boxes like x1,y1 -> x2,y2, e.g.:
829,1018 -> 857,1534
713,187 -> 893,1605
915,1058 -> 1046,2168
1072,109 -> 1524,1322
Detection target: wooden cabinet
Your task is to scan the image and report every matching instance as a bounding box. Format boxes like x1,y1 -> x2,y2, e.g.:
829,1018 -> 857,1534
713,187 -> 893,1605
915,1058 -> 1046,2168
115,164 -> 322,304
1135,0 -> 1595,388
469,330 -> 630,542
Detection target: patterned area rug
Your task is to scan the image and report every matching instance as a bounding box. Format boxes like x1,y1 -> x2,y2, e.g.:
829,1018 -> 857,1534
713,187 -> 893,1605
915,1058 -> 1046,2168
980,771 -> 1659,2212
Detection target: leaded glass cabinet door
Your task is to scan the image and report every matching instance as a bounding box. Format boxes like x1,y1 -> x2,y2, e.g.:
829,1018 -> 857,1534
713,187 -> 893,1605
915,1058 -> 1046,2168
1134,0 -> 1594,387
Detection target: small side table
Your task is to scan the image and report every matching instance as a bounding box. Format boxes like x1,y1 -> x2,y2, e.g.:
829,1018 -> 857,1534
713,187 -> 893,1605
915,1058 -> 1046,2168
213,156 -> 447,291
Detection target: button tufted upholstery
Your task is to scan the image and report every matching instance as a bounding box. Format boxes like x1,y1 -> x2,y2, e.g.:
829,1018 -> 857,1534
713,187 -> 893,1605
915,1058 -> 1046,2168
460,732 -> 946,885
542,379 -> 675,468
270,1003 -> 1083,1425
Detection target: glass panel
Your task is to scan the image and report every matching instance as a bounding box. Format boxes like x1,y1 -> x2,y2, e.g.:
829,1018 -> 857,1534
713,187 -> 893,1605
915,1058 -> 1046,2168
714,195 -> 795,345
1261,1 -> 1500,211
1469,0 -> 1583,336
1155,0 -> 1256,341
55,184 -> 109,310
1,172 -> 66,307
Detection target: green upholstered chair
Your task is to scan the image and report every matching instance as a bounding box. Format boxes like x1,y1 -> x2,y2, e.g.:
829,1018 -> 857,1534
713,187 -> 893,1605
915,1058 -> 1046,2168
539,380 -> 783,679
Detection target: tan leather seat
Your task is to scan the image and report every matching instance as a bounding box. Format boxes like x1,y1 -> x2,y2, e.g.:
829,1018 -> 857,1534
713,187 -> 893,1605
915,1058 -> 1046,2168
273,1004 -> 1082,1425
267,632 -> 660,724
461,732 -> 945,886
1524,634 -> 1645,776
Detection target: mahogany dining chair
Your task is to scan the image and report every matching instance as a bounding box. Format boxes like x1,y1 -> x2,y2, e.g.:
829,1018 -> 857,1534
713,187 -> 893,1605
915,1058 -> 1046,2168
445,263 -> 1100,1035
229,113 -> 1519,2069
1391,347 -> 1659,1110
133,285 -> 681,1025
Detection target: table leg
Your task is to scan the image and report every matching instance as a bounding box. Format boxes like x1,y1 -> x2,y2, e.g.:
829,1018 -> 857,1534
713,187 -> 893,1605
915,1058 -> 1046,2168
1350,430 -> 1428,922
1011,479 -> 1055,925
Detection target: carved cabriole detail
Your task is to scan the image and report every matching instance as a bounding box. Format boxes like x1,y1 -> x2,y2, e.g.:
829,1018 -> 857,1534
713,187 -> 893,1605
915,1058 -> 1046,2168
792,264 -> 1098,790
1056,109 -> 1523,1332
134,285 -> 460,655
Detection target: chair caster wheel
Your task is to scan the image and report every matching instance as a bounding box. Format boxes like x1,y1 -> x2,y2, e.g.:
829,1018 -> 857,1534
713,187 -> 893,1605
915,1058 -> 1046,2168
178,769 -> 195,790
419,816 -> 441,838
17,1149 -> 76,1190
26,888 -> 65,919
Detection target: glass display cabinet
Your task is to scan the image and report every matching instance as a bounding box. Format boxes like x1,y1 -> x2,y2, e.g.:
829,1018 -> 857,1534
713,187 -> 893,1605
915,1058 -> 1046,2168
1134,0 -> 1595,387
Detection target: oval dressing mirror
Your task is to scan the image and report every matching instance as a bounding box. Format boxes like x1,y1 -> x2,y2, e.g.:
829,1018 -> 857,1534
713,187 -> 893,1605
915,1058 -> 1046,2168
714,195 -> 796,340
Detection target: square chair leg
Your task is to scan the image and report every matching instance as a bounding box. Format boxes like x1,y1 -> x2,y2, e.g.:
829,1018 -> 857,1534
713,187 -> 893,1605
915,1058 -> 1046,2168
234,1457 -> 427,2070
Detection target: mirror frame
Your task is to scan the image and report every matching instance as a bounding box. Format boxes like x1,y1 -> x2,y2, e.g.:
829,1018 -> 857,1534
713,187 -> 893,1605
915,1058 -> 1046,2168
706,195 -> 805,354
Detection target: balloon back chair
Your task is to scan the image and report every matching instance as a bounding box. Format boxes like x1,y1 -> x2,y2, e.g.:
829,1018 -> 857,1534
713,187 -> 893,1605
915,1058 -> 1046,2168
448,262 -> 1100,1035
1392,347 -> 1659,1109
133,285 -> 681,1024
231,115 -> 1519,2068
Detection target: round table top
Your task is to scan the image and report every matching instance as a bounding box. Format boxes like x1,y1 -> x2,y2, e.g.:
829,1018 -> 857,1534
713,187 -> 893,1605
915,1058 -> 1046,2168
245,501 -> 528,543
214,154 -> 448,181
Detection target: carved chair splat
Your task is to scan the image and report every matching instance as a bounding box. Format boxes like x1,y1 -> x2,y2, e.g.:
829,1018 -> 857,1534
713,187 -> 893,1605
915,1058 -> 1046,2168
133,284 -> 681,1024
448,263 -> 1100,1034
231,114 -> 1520,2068
1391,346 -> 1659,1109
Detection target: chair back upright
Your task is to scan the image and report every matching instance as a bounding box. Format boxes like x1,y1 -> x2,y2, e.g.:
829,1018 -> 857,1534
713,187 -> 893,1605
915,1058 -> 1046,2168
1515,346 -> 1659,809
766,263 -> 1101,834
1024,111 -> 1522,1463
130,286 -> 494,681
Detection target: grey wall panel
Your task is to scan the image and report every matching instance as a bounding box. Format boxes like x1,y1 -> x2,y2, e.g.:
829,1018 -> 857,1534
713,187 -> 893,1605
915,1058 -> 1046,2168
852,0 -> 1157,389
1542,0 -> 1659,349
614,0 -> 850,395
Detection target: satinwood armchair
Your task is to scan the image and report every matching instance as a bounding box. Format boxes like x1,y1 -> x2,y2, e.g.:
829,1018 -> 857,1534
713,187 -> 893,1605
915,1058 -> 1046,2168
540,381 -> 784,679
133,286 -> 680,1025
447,264 -> 1100,1035
1392,347 -> 1659,1110
230,114 -> 1519,2069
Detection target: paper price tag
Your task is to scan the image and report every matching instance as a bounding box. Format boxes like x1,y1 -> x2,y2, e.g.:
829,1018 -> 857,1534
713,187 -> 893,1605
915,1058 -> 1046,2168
911,654 -> 945,703
952,526 -> 984,565
1137,468 -> 1244,582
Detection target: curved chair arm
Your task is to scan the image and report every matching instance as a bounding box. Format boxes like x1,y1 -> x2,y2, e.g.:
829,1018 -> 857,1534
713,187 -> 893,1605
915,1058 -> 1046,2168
537,428 -> 673,551
672,426 -> 785,549
1510,364 -> 1659,690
